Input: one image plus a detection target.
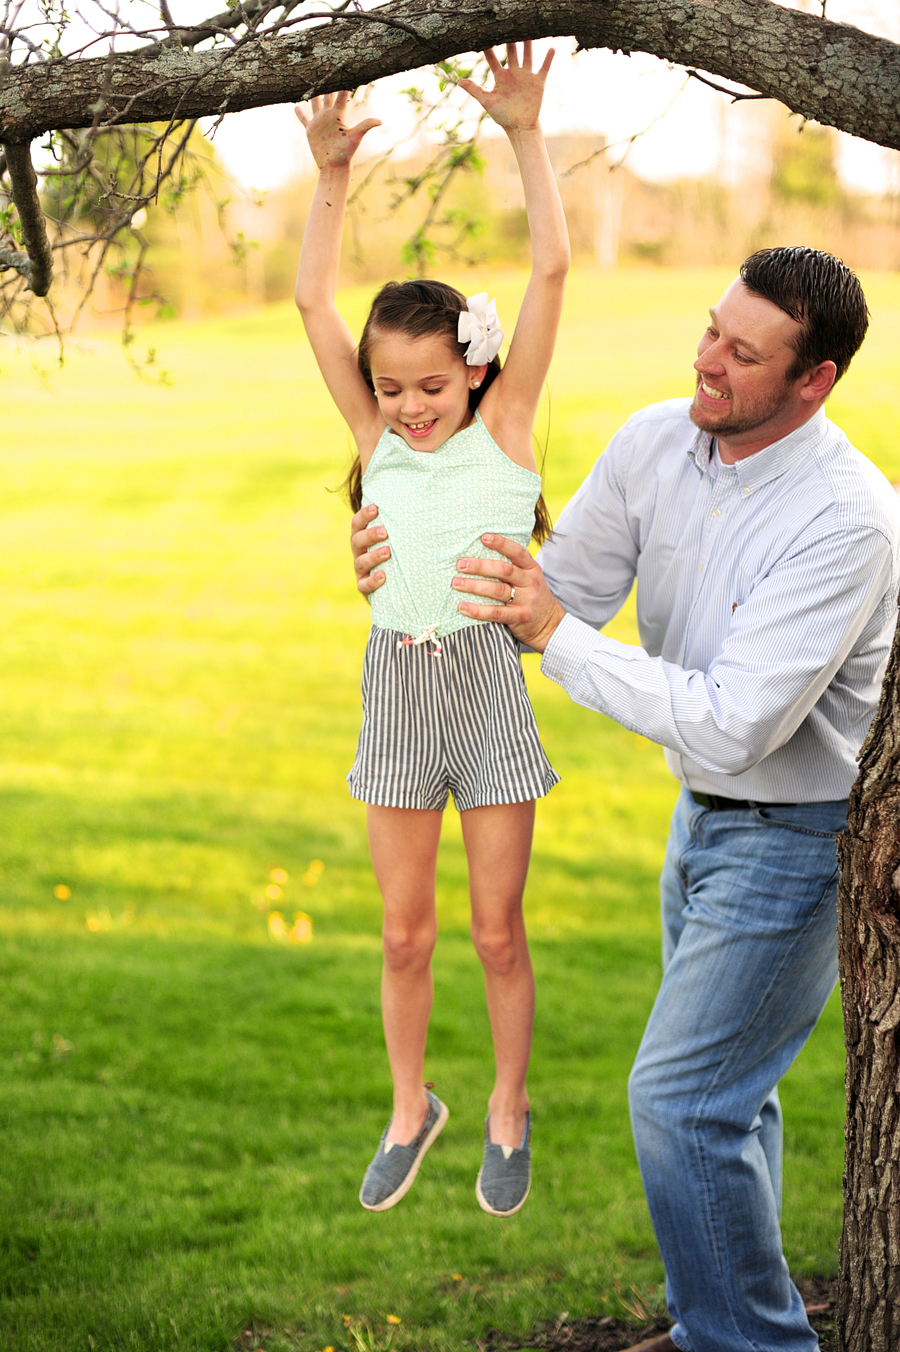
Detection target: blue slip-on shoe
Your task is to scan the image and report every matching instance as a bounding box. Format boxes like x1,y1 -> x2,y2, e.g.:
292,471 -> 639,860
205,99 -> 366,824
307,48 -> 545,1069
476,1110 -> 531,1217
359,1087 -> 449,1212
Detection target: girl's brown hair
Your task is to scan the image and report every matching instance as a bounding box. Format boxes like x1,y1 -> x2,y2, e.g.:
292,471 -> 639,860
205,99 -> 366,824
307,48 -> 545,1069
345,279 -> 552,546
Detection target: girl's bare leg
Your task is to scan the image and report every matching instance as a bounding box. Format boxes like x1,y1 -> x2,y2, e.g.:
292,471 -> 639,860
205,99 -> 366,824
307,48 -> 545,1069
367,804 -> 443,1144
462,800 -> 536,1150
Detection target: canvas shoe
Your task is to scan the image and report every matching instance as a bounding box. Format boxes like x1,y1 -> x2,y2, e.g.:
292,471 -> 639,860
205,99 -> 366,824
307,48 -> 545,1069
359,1087 -> 449,1212
476,1110 -> 531,1217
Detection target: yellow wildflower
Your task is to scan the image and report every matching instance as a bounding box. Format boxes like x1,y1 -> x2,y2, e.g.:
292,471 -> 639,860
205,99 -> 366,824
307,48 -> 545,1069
289,912 -> 312,943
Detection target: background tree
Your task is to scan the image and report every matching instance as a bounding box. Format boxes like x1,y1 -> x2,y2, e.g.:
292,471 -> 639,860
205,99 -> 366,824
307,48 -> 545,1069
3,0 -> 900,1347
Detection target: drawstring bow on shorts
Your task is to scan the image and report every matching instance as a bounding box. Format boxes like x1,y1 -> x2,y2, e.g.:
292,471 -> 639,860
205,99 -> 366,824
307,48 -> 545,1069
398,624 -> 443,657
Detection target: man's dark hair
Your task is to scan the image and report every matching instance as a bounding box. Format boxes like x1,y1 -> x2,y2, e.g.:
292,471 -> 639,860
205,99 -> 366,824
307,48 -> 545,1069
739,246 -> 869,385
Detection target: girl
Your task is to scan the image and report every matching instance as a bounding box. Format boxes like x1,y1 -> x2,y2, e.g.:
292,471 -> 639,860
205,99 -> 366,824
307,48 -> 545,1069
294,42 -> 569,1218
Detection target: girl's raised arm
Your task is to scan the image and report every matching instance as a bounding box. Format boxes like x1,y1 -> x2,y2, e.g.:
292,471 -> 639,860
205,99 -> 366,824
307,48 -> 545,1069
459,45 -> 570,469
294,93 -> 384,455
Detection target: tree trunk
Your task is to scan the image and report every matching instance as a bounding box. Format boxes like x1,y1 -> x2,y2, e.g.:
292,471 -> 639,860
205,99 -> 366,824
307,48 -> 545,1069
2,0 -> 900,150
837,605 -> 900,1352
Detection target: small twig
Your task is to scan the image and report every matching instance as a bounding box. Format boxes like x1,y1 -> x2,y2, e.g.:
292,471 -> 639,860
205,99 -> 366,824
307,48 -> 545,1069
686,68 -> 770,102
0,243 -> 30,272
136,0 -> 268,52
564,76 -> 691,175
2,140 -> 52,294
159,0 -> 176,35
135,0 -> 445,55
286,7 -> 437,44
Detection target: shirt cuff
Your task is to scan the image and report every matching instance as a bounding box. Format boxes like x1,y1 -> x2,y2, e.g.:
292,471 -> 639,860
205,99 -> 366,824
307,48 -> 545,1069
541,613 -> 604,690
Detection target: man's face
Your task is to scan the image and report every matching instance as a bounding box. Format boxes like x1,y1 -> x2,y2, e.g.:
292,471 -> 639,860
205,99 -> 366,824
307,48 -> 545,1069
691,279 -> 809,455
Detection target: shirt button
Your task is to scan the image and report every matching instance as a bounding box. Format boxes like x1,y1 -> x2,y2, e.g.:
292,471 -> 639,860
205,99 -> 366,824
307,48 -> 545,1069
713,507 -> 722,517
698,563 -> 705,572
741,486 -> 750,496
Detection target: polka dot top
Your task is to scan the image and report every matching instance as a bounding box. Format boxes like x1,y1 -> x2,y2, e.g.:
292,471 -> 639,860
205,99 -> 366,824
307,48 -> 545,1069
362,410 -> 541,639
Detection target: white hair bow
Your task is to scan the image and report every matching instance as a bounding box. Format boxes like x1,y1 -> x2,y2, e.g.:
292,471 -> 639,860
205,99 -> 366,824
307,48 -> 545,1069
457,292 -> 504,366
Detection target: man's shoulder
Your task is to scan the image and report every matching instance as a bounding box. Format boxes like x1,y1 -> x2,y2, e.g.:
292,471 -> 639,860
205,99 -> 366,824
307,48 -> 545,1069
606,397 -> 697,465
620,396 -> 695,435
814,419 -> 900,542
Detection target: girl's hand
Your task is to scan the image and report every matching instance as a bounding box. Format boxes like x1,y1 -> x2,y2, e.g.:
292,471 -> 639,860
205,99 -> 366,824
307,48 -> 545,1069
458,42 -> 554,132
294,92 -> 381,171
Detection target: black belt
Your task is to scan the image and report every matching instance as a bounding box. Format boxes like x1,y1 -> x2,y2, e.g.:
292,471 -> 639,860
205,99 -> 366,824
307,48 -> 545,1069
690,791 -> 795,811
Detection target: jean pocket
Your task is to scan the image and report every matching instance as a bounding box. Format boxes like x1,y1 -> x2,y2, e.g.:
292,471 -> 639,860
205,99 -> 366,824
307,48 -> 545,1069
751,803 -> 847,839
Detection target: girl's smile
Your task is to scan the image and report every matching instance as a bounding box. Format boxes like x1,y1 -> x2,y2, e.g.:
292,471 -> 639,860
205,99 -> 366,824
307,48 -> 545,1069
368,332 -> 481,452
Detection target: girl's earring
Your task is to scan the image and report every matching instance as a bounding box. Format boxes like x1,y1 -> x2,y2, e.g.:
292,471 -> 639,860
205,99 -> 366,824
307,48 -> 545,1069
472,380 -> 481,388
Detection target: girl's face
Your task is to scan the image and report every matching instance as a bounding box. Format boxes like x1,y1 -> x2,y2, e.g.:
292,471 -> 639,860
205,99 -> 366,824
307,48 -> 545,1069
368,330 -> 482,452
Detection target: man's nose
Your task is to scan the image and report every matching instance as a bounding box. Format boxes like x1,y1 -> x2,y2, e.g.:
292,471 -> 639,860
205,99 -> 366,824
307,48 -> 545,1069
695,345 -> 725,375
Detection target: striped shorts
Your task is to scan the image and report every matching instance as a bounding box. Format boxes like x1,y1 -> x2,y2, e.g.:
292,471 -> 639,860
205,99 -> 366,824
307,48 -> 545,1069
347,623 -> 560,812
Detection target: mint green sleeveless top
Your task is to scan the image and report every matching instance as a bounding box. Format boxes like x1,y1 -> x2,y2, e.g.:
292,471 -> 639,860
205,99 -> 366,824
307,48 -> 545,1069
363,411 -> 541,639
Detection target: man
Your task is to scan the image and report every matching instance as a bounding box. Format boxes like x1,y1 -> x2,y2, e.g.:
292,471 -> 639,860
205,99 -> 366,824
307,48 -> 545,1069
351,247 -> 900,1352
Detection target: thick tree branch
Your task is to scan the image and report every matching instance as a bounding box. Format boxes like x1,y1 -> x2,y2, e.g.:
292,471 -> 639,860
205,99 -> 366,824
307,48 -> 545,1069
1,140 -> 53,294
0,0 -> 899,150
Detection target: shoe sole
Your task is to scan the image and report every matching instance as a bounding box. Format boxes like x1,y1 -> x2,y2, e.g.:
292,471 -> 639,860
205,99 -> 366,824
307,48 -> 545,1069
359,1099 -> 449,1212
475,1167 -> 531,1217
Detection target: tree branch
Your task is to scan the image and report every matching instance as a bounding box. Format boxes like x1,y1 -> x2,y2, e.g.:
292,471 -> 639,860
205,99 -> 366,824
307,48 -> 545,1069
686,69 -> 770,103
1,140 -> 52,294
0,0 -> 899,151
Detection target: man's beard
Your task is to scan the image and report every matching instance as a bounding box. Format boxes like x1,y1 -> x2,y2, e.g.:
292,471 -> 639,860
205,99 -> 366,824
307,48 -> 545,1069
689,375 -> 794,439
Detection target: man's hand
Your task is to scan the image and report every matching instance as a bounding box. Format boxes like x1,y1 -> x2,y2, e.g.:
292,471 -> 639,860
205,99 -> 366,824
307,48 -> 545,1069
351,503 -> 390,596
453,534 -> 566,652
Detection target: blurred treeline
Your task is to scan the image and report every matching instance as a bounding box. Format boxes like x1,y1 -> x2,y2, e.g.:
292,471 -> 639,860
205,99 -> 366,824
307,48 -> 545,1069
53,112 -> 900,325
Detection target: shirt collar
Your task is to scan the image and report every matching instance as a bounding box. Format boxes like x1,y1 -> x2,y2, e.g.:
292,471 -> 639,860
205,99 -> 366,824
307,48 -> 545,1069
688,406 -> 829,490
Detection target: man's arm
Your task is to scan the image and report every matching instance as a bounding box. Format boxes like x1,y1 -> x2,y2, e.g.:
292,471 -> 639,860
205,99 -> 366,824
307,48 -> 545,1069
456,523 -> 896,777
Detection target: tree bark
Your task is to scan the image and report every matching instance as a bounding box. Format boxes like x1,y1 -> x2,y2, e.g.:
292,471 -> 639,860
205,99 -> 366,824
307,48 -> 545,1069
1,0 -> 900,150
0,141 -> 53,294
837,606 -> 900,1352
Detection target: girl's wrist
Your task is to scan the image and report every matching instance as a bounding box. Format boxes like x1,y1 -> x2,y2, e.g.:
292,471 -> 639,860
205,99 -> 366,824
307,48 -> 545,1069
503,122 -> 544,141
316,159 -> 353,181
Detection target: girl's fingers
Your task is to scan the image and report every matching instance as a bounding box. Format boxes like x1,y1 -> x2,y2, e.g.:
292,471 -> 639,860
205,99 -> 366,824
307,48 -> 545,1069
538,46 -> 555,77
482,46 -> 503,77
334,90 -> 349,109
506,42 -> 520,68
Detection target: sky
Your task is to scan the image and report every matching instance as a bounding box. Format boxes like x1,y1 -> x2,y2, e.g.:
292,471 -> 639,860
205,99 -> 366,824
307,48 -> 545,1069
205,0 -> 900,197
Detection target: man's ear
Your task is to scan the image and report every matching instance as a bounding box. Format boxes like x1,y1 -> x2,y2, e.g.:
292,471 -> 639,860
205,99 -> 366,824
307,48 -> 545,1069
799,360 -> 837,403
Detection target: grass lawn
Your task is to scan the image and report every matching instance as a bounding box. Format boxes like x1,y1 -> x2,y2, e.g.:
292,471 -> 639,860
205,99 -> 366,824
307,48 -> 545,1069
2,266 -> 898,1351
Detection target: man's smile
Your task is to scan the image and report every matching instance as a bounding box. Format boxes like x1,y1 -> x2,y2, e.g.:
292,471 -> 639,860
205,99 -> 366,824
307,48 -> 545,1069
697,380 -> 730,403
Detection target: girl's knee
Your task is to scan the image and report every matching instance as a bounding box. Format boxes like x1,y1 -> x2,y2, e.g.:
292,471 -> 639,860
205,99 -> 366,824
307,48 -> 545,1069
471,920 -> 523,975
382,921 -> 436,971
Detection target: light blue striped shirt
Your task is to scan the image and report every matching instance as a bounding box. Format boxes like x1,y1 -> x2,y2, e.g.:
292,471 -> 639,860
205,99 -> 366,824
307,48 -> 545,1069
539,398 -> 900,802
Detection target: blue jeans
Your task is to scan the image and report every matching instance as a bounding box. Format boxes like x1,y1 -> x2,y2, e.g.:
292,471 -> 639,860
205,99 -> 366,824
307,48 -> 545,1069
628,788 -> 847,1352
